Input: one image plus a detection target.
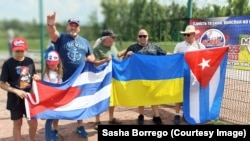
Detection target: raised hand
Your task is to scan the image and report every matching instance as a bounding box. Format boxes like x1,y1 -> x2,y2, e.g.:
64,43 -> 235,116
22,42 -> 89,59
47,12 -> 56,26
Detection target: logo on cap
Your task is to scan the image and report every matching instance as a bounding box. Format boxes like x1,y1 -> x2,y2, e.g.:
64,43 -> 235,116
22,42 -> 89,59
11,37 -> 28,51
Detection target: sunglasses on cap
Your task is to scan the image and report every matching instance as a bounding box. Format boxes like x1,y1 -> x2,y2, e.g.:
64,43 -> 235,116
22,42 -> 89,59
138,35 -> 147,38
183,34 -> 191,37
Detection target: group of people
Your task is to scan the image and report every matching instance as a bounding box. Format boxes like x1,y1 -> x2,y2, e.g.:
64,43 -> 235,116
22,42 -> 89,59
0,11 -> 205,141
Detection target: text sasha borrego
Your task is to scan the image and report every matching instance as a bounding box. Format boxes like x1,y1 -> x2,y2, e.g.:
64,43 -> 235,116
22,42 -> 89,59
100,128 -> 247,139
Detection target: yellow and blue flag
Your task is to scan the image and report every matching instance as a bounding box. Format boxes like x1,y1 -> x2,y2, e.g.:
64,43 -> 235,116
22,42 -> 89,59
111,53 -> 184,106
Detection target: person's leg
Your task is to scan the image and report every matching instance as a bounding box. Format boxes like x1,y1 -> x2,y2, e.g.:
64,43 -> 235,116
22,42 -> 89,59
52,119 -> 59,131
151,105 -> 160,117
45,119 -> 53,141
94,115 -> 101,130
151,105 -> 163,125
108,106 -> 121,124
108,106 -> 115,121
13,119 -> 22,141
137,106 -> 144,125
11,109 -> 24,141
76,120 -> 88,138
52,119 -> 59,138
95,115 -> 101,123
28,119 -> 37,141
138,106 -> 144,115
174,103 -> 181,125
77,120 -> 83,127
175,103 -> 181,114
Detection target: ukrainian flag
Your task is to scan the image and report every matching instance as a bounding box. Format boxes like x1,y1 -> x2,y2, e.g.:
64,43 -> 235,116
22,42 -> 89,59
111,53 -> 184,106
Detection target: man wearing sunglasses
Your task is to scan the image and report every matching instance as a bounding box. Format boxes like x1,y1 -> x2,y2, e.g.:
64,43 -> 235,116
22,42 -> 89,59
124,29 -> 166,125
173,25 -> 206,125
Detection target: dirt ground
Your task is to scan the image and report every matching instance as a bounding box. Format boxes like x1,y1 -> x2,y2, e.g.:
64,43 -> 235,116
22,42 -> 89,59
0,87 -> 185,141
0,53 -> 184,141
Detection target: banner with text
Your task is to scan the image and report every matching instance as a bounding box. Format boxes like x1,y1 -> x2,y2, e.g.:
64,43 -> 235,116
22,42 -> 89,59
190,15 -> 250,70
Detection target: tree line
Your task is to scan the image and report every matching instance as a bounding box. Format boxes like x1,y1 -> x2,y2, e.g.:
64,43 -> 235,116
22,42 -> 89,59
0,0 -> 250,43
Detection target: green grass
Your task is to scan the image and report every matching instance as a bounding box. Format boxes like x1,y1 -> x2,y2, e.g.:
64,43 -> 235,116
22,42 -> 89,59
0,38 -> 49,51
0,38 -> 177,53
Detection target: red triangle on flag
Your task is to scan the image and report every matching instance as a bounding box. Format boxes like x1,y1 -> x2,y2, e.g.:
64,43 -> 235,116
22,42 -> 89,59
185,47 -> 228,88
29,81 -> 81,117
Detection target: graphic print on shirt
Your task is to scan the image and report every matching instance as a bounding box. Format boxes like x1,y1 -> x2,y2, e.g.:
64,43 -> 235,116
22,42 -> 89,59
16,66 -> 31,89
66,40 -> 84,63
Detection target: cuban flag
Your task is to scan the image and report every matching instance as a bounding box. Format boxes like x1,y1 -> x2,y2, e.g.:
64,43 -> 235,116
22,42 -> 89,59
25,61 -> 112,120
183,47 -> 229,124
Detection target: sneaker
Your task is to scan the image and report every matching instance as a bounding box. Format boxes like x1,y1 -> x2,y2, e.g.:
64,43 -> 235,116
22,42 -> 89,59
75,126 -> 88,138
94,122 -> 101,130
137,114 -> 144,125
173,115 -> 181,125
153,116 -> 163,125
51,130 -> 58,141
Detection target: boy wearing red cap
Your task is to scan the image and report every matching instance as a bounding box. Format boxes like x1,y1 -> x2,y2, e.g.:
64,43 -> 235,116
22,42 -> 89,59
0,37 -> 39,141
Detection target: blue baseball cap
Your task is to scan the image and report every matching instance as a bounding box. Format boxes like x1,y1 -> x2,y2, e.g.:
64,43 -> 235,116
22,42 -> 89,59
68,18 -> 80,25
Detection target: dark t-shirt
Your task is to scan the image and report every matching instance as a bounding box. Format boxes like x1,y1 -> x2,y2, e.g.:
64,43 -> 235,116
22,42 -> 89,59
124,42 -> 166,56
53,33 -> 93,81
0,57 -> 36,110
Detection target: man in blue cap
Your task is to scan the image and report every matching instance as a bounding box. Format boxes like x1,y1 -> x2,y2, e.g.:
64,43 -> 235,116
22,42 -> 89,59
46,12 -> 95,139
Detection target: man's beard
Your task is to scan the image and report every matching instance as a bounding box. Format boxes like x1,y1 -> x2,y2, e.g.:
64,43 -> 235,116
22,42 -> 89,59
68,31 -> 77,37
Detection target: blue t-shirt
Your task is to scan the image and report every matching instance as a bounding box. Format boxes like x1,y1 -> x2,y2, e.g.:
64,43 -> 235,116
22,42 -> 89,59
53,33 -> 93,81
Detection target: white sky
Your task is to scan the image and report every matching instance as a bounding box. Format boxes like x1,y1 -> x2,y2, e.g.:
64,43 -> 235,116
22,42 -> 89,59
0,0 -> 103,25
0,0 -> 227,25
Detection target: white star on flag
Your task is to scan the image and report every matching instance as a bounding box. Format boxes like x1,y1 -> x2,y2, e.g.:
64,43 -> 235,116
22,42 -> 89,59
198,58 -> 210,70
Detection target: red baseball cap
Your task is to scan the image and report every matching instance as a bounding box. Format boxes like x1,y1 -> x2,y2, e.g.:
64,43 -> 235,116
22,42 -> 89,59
11,37 -> 28,51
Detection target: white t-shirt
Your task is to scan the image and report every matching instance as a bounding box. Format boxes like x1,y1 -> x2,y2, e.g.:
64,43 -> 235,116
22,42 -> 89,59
173,41 -> 206,53
43,70 -> 62,84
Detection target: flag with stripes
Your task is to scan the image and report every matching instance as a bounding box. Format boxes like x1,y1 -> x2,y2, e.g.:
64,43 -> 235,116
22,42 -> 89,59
111,53 -> 184,106
25,61 -> 112,120
183,47 -> 229,124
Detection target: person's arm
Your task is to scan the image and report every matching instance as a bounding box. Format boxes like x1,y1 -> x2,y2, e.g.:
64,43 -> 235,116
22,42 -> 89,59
47,12 -> 60,42
0,81 -> 28,99
117,49 -> 126,58
86,54 -> 96,63
93,56 -> 111,66
123,45 -> 135,59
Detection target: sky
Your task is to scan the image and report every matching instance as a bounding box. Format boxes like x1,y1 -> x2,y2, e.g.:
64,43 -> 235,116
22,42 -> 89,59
0,0 -> 104,25
0,0 -> 226,25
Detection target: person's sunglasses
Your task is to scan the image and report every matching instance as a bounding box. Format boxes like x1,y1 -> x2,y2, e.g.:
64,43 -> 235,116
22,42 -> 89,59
138,35 -> 147,38
183,34 -> 191,37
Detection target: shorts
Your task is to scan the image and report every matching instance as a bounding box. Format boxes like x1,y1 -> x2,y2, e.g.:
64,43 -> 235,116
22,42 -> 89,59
10,106 -> 27,120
